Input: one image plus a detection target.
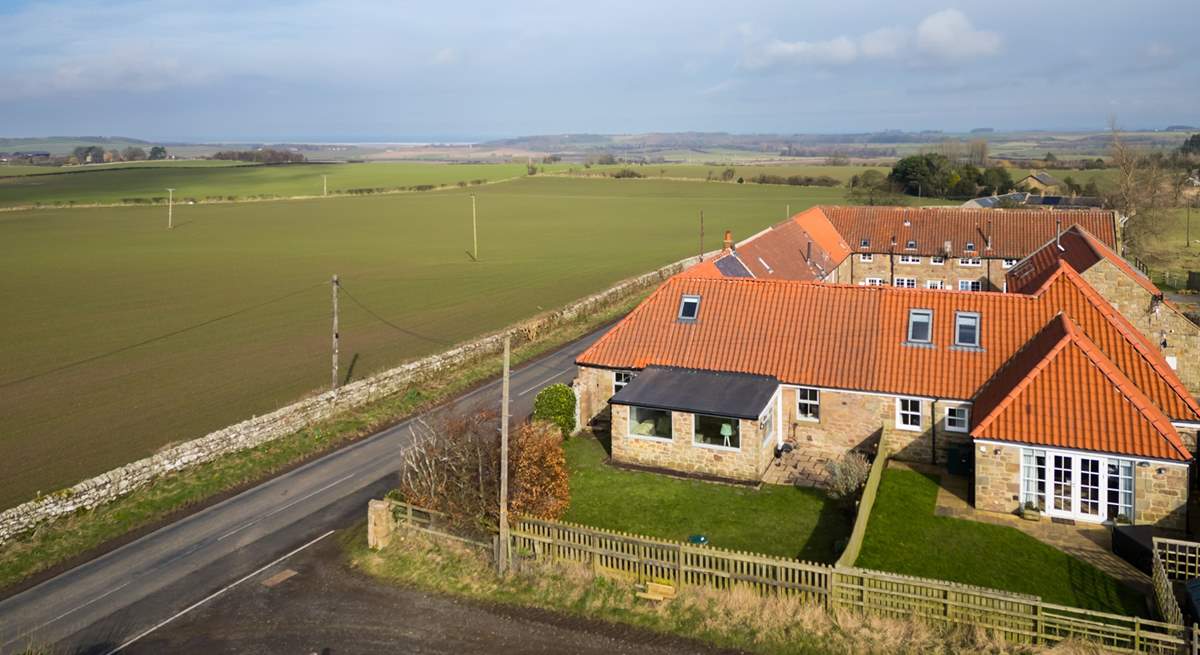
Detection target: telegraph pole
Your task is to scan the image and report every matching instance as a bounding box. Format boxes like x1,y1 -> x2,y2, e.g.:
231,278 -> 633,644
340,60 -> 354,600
471,193 -> 479,261
698,210 -> 704,260
331,275 -> 340,392
166,188 -> 175,229
498,335 -> 511,573
323,175 -> 328,197
786,203 -> 790,219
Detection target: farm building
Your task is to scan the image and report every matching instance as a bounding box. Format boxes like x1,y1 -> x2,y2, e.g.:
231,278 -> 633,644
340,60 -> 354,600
1016,171 -> 1064,194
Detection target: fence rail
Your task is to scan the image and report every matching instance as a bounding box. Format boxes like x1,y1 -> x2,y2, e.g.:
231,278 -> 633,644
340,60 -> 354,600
379,499 -> 1194,654
835,447 -> 888,568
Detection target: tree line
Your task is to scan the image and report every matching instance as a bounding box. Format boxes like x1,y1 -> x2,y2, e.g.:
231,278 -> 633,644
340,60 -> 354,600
69,145 -> 167,165
211,149 -> 306,164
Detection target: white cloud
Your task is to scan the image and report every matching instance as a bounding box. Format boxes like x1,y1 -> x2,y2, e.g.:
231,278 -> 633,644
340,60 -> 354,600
742,8 -> 1000,70
915,9 -> 1002,60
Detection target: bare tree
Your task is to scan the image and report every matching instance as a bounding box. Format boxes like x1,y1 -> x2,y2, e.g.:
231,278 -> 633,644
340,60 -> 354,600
1109,118 -> 1170,250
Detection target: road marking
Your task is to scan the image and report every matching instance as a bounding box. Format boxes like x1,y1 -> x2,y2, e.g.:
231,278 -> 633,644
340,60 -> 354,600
263,472 -> 356,519
3,580 -> 133,650
102,530 -> 335,655
517,370 -> 567,397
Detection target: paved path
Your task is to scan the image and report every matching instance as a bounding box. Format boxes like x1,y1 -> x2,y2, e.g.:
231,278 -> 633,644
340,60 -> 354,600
0,327 -> 607,655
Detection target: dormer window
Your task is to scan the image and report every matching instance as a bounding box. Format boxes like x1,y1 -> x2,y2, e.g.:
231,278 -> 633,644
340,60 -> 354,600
965,241 -> 976,252
955,312 -> 980,347
907,309 -> 933,343
678,295 -> 701,321
860,238 -> 870,249
905,240 -> 917,250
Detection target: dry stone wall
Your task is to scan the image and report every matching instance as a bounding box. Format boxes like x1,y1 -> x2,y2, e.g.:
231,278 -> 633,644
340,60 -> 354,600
0,254 -> 701,544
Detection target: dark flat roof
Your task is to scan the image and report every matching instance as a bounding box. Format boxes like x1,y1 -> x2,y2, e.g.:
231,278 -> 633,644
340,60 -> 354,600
609,366 -> 778,420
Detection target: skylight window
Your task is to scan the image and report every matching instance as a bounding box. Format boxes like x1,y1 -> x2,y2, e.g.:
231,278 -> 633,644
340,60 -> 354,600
860,238 -> 870,249
955,312 -> 980,347
905,240 -> 917,250
965,241 -> 976,252
678,295 -> 701,321
907,309 -> 933,343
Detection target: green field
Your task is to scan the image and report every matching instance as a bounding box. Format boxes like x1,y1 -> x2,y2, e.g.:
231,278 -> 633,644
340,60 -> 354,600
0,176 -> 843,508
554,163 -> 889,182
0,162 -> 530,207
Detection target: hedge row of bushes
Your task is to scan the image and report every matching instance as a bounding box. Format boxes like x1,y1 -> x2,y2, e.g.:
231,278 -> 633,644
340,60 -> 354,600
750,174 -> 841,187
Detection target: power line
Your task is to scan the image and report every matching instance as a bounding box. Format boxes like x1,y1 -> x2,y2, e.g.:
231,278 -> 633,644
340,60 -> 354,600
336,283 -> 453,347
1,282 -> 324,390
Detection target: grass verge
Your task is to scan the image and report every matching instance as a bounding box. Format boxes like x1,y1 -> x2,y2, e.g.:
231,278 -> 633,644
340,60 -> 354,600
345,524 -> 1106,655
855,468 -> 1148,616
0,290 -> 647,595
562,436 -> 849,561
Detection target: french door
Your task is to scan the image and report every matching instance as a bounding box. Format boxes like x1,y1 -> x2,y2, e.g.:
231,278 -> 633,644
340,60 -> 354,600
1025,450 -> 1130,523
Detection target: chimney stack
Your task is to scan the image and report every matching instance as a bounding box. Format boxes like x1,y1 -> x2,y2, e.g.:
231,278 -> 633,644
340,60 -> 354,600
723,230 -> 733,253
986,218 -> 993,251
805,240 -> 812,262
1055,217 -> 1063,252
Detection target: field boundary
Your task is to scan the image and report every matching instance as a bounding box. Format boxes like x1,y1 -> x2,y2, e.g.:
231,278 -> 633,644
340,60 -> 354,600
372,499 -> 1193,654
0,252 -> 702,543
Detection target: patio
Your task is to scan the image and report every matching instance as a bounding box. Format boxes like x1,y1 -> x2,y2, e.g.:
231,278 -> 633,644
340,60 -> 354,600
762,442 -> 839,489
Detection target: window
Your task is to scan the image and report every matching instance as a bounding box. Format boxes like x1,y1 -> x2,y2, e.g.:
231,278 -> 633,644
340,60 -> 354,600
863,277 -> 884,286
926,280 -> 944,290
860,238 -> 870,249
965,241 -> 976,252
905,240 -> 917,250
959,257 -> 981,267
797,387 -> 820,421
1021,449 -> 1047,511
894,277 -> 916,288
694,414 -> 740,449
1002,258 -> 1019,269
859,253 -> 874,263
760,406 -> 775,447
1106,459 -> 1134,521
954,312 -> 980,347
678,295 -> 700,320
613,371 -> 635,395
899,254 -> 921,264
896,398 -> 922,430
945,406 -> 969,432
931,256 -> 945,266
629,406 -> 671,440
907,309 -> 932,343
958,279 -> 982,292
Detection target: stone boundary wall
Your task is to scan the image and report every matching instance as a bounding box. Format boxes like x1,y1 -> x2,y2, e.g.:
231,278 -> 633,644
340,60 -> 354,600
0,254 -> 702,544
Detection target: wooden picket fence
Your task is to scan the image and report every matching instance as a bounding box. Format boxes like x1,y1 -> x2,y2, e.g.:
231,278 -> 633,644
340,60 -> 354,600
382,499 -> 1193,654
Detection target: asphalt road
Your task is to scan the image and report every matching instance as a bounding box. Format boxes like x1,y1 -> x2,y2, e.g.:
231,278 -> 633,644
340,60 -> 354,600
0,327 -> 606,655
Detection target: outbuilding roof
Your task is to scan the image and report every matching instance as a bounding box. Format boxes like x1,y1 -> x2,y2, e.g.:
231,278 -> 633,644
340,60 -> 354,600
609,366 -> 778,420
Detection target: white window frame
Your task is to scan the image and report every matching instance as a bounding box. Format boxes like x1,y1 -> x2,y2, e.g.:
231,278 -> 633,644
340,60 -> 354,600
899,254 -> 921,264
860,238 -> 870,249
796,387 -> 820,422
954,312 -> 981,348
760,403 -> 776,448
958,279 -> 982,292
678,294 -> 700,320
931,256 -> 945,266
907,309 -> 933,343
894,277 -> 916,288
628,406 -> 672,441
965,242 -> 977,252
944,406 -> 969,433
959,257 -> 982,267
859,253 -> 874,263
1002,258 -> 1019,269
692,413 -> 741,451
613,371 -> 635,396
905,240 -> 917,250
863,277 -> 884,286
926,280 -> 944,290
896,397 -> 922,431
1012,444 -> 1143,523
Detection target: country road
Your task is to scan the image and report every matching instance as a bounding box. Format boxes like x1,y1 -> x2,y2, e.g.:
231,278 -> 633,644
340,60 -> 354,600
0,327 -> 606,654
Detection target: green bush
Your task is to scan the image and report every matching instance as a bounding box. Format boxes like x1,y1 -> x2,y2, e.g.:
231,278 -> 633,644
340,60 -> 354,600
532,383 -> 575,437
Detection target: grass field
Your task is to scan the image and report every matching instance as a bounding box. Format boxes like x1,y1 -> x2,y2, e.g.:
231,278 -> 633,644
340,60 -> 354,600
0,162 -> 530,207
856,469 -> 1146,615
1128,207 -> 1200,276
0,176 -> 842,509
554,163 -> 889,182
563,436 -> 849,561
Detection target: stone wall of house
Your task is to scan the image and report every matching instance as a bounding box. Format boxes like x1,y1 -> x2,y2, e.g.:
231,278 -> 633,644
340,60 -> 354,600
1135,463 -> 1188,531
1081,260 -> 1200,396
0,253 -> 704,545
974,443 -> 1021,514
576,366 -> 616,427
610,404 -> 769,481
839,254 -> 1007,291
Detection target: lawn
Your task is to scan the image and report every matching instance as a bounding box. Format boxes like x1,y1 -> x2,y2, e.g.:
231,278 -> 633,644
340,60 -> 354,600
0,161 -> 530,206
1127,207 -> 1200,278
855,468 -> 1148,616
0,176 -> 843,509
561,436 -> 850,562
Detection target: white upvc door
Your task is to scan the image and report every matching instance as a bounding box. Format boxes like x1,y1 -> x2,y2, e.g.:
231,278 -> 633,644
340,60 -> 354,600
1047,453 -> 1107,522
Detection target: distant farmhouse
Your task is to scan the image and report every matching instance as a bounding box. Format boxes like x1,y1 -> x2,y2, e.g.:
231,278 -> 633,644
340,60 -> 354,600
1016,171 -> 1063,194
963,192 -> 1104,210
574,205 -> 1200,531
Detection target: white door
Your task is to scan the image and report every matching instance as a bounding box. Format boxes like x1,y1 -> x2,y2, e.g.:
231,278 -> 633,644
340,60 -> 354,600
1046,454 -> 1106,522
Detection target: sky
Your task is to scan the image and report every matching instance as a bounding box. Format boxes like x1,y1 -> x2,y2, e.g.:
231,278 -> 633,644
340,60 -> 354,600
0,0 -> 1196,141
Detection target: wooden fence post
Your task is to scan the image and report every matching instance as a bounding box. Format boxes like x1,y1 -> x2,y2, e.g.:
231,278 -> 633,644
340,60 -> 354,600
406,503 -> 413,525
591,532 -> 599,575
1035,603 -> 1043,645
1134,616 -> 1141,652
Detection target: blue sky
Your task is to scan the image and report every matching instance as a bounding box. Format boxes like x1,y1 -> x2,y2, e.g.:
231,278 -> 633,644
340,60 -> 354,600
0,0 -> 1196,140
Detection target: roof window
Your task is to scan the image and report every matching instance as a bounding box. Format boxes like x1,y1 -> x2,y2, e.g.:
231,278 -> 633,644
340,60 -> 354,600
907,309 -> 933,343
905,240 -> 917,250
678,295 -> 701,321
860,238 -> 870,249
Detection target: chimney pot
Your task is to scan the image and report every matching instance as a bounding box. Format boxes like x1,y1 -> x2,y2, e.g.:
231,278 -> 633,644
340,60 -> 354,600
723,230 -> 733,252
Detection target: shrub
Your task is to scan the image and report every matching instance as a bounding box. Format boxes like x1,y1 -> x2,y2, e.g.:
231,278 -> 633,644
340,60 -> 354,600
824,451 -> 870,502
610,168 -> 643,179
532,383 -> 575,437
509,420 -> 570,520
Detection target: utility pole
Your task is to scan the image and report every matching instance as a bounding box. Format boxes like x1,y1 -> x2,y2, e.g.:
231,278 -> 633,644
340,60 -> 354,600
1187,199 -> 1192,249
471,193 -> 479,261
698,210 -> 704,261
498,335 -> 511,573
786,203 -> 790,219
166,188 -> 175,229
331,275 -> 340,393
323,175 -> 328,197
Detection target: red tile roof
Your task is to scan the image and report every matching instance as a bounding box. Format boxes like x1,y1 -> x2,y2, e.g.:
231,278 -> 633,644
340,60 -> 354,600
696,207 -> 851,281
819,205 -> 1117,259
578,270 -> 1200,425
1007,225 -> 1160,297
972,315 -> 1189,461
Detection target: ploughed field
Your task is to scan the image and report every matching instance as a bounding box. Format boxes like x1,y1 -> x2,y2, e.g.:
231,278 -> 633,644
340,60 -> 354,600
0,175 -> 844,509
